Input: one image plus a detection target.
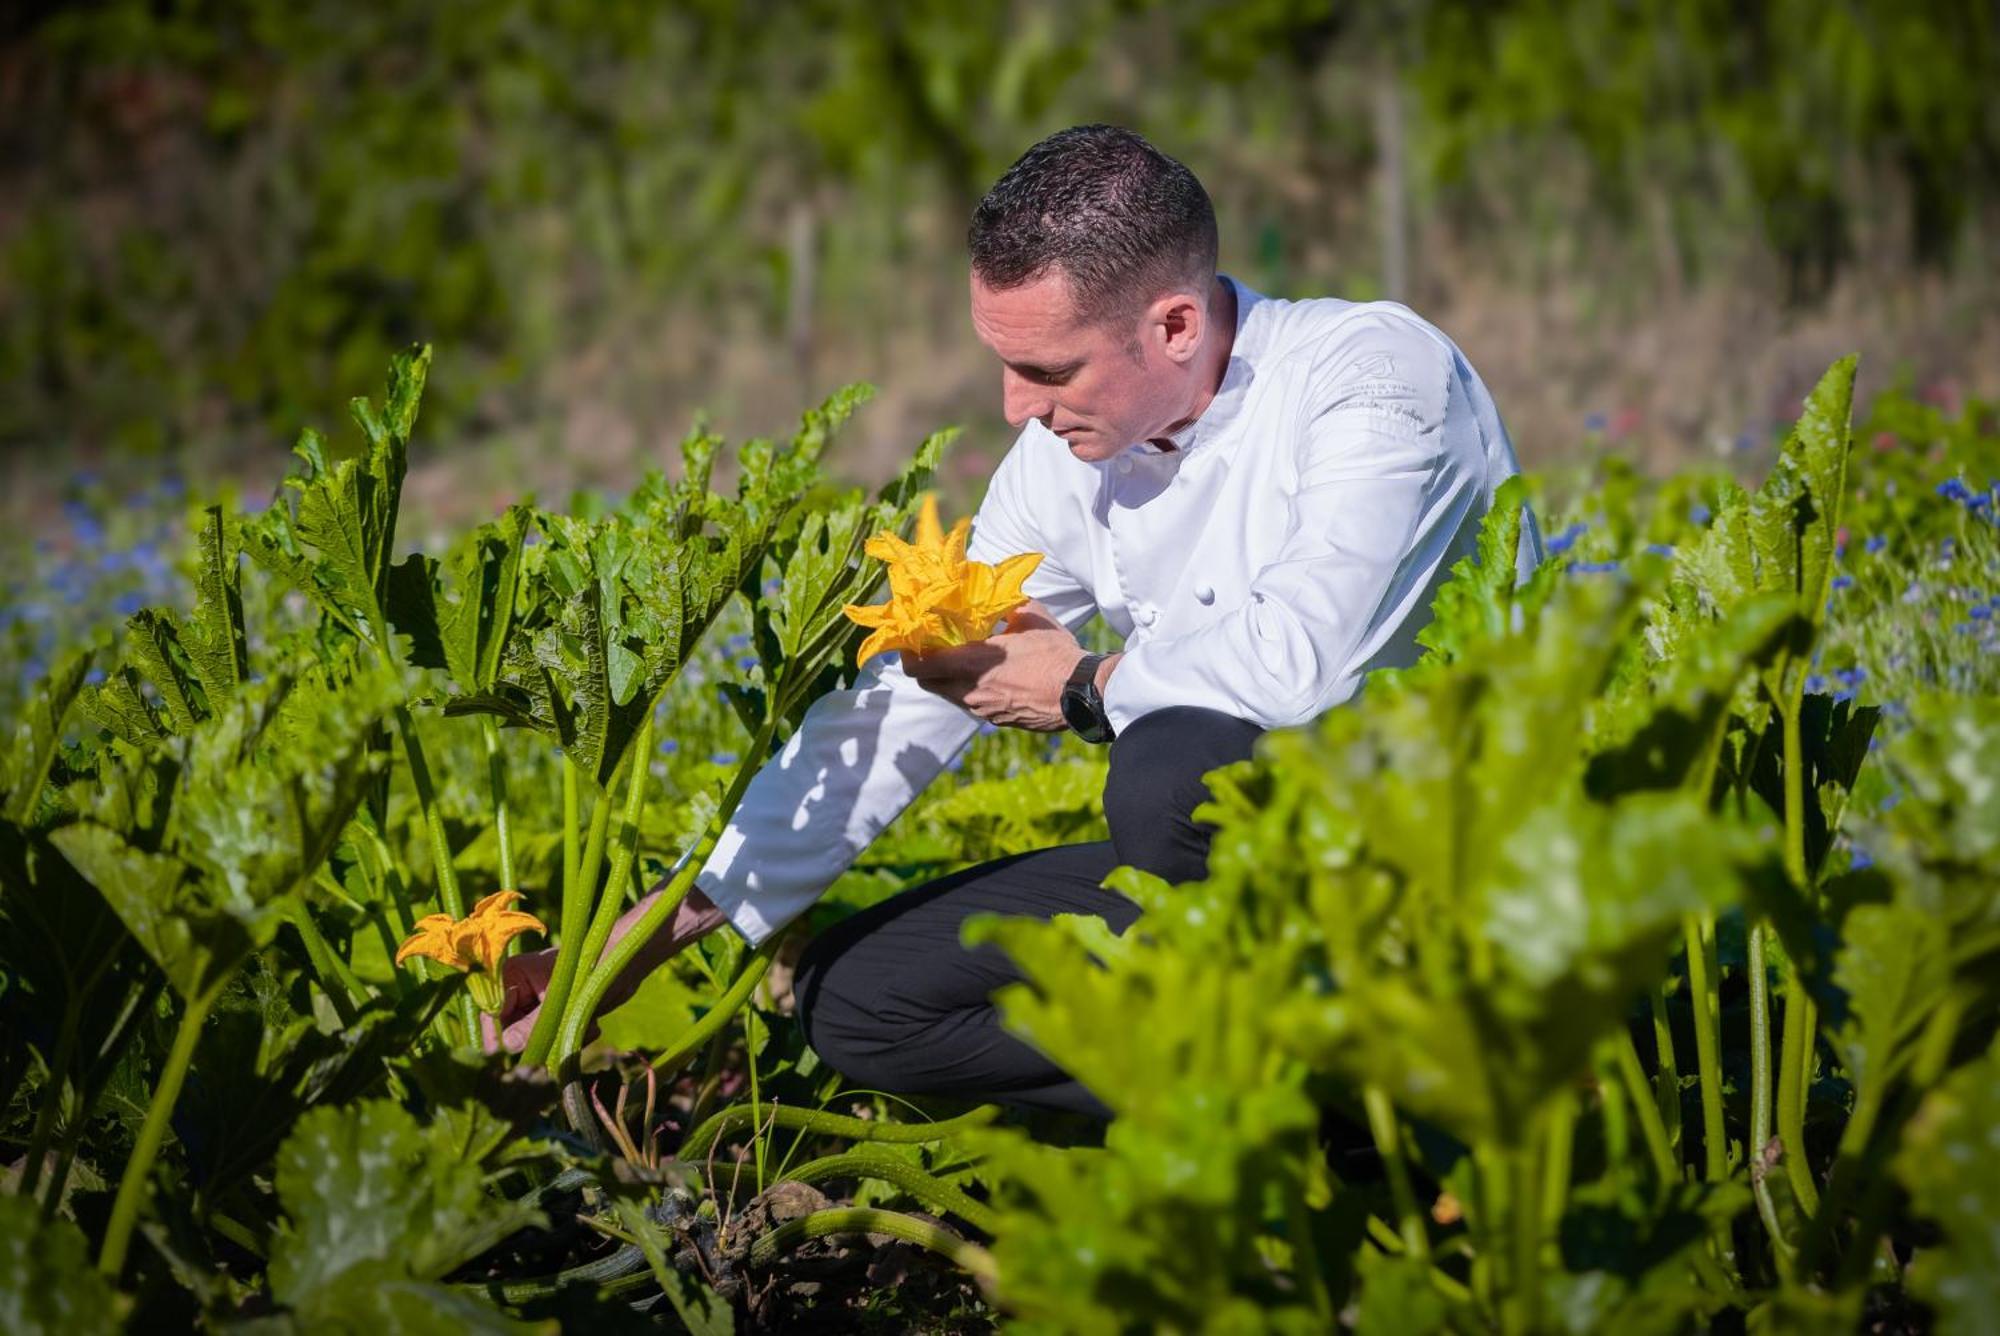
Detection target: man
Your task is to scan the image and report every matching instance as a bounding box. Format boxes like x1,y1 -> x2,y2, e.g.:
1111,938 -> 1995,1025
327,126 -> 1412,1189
501,125 -> 1537,1119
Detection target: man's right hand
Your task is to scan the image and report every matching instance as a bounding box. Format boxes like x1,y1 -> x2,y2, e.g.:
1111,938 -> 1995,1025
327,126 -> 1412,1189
480,886 -> 730,1056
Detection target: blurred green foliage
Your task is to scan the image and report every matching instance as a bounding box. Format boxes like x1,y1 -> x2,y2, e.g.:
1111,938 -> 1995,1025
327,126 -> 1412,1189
3,0 -> 1994,456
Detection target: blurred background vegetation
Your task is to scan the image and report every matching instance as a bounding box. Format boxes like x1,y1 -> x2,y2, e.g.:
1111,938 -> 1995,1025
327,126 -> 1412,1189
2,0 -> 1996,536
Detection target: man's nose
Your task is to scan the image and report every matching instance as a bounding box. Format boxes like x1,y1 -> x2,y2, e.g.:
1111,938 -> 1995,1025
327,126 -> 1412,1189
1000,367 -> 1053,429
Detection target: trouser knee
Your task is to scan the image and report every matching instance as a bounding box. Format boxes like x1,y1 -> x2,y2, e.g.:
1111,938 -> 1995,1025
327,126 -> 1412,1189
1103,705 -> 1263,882
791,929 -> 909,1092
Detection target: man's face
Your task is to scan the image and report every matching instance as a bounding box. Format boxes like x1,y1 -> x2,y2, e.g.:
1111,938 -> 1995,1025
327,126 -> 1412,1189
969,269 -> 1183,463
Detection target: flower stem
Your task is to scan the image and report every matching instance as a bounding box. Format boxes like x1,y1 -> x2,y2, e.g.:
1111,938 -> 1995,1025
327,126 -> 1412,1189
393,702 -> 475,1042
483,716 -> 515,891
99,987 -> 217,1278
1775,697 -> 1822,1215
1615,1032 -> 1679,1195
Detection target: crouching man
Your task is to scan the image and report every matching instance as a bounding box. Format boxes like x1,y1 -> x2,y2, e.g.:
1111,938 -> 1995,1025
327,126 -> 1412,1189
498,124 -> 1539,1120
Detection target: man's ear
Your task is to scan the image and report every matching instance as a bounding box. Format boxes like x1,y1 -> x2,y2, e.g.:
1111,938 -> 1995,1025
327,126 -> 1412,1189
1152,290 -> 1205,364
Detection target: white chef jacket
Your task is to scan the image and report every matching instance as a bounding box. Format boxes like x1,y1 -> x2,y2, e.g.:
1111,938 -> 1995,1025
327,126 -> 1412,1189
696,277 -> 1540,945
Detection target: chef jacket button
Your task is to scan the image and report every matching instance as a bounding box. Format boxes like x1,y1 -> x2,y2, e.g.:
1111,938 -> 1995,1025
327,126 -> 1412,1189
1138,605 -> 1158,626
1194,582 -> 1215,604
1115,456 -> 1134,475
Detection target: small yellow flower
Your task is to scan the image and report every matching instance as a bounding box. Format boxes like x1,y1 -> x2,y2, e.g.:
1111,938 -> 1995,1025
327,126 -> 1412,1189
843,494 -> 1044,665
395,890 -> 546,1011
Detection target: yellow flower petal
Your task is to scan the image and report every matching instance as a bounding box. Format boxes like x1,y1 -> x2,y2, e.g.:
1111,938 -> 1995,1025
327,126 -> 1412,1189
393,890 -> 545,976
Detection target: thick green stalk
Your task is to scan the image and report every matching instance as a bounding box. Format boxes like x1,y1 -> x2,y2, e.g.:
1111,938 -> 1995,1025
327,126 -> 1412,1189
1649,986 -> 1682,1159
1539,1094 -> 1576,1235
781,1150 -> 1000,1234
393,703 -> 476,1041
483,716 -> 515,891
649,943 -> 777,1076
1615,1033 -> 1679,1195
1774,697 -> 1822,1214
19,1009 -> 80,1201
552,711 -> 783,1078
747,1207 -> 996,1282
1507,1136 -> 1544,1336
1747,924 -> 1788,1257
1363,1084 -> 1429,1262
522,758 -> 614,1068
564,715 -> 654,1034
1683,916 -> 1729,1181
99,987 -> 217,1277
680,1102 -> 999,1163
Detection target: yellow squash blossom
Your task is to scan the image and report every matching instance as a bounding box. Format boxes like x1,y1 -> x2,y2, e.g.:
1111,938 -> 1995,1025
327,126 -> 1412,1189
842,493 -> 1044,665
395,889 -> 546,1012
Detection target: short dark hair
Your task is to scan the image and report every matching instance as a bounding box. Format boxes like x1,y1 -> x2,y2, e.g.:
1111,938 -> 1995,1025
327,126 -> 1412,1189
968,125 -> 1218,327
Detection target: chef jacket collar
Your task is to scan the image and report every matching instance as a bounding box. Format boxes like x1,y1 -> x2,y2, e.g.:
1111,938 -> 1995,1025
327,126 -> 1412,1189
1130,274 -> 1264,460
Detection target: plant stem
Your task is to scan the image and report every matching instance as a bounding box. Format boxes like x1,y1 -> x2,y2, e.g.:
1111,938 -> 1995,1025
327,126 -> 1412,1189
287,904 -> 362,1025
551,711 -> 784,1078
1747,923 -> 1788,1259
1363,1084 -> 1429,1262
1683,915 -> 1729,1181
680,1102 -> 999,1163
747,1207 -> 996,1282
1508,1134 -> 1544,1336
1540,1094 -> 1575,1236
1774,696 -> 1822,1215
566,715 -> 654,1032
648,942 -> 777,1076
393,702 -> 476,1042
483,717 -> 515,891
1649,985 -> 1682,1159
1615,1033 -> 1679,1195
781,1150 -> 1000,1234
20,1009 -> 80,1202
99,987 -> 217,1278
522,757 -> 614,1068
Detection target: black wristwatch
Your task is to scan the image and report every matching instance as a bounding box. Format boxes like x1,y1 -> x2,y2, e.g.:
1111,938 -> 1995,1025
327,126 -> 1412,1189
1060,652 -> 1116,744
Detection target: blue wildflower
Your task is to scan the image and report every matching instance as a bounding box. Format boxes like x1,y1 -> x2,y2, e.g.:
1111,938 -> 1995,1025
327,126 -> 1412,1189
659,737 -> 679,754
763,577 -> 783,596
725,632 -> 752,651
1941,538 -> 1957,558
1955,622 -> 1977,634
113,592 -> 146,616
1568,559 -> 1621,575
157,475 -> 186,501
1584,412 -> 1607,432
1831,574 -> 1854,591
1645,543 -> 1675,558
1850,845 -> 1874,872
736,655 -> 759,672
84,666 -> 106,686
1547,522 -> 1588,556
710,751 -> 738,767
1689,503 -> 1712,525
1834,667 -> 1866,688
1938,478 -> 1972,503
1805,674 -> 1829,693
1973,605 -> 1992,621
1864,535 -> 1886,554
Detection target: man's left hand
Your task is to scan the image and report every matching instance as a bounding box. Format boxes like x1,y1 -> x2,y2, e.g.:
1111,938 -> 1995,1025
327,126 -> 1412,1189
903,599 -> 1111,732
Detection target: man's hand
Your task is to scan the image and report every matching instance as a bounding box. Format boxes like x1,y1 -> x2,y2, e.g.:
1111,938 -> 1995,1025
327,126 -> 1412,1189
903,599 -> 1118,731
481,886 -> 729,1054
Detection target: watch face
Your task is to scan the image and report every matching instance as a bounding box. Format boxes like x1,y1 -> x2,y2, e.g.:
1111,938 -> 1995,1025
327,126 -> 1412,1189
1060,687 -> 1093,734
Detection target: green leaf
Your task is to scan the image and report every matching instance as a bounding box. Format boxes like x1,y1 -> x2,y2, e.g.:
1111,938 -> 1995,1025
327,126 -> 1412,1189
182,504 -> 249,705
0,1196 -> 119,1335
1828,902 -> 1950,1097
269,1099 -> 543,1306
288,1261 -> 549,1335
1896,1041 -> 2000,1331
122,609 -> 201,733
3,646 -> 94,823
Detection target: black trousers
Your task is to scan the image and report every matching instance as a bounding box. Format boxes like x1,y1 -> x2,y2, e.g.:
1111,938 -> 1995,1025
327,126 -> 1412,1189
791,705 -> 1264,1119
